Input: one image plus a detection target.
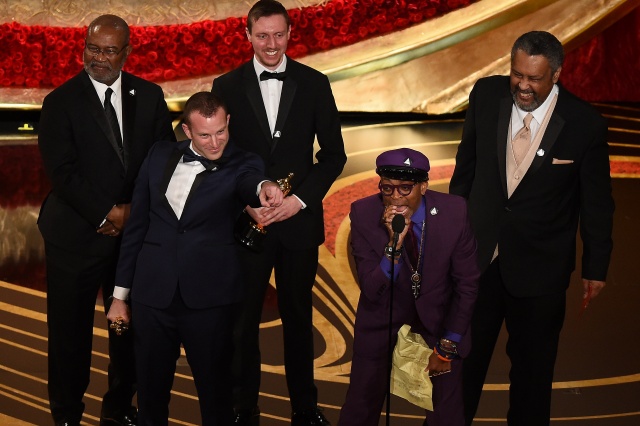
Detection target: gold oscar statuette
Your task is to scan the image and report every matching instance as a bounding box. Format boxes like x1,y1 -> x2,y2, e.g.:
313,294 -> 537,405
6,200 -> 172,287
234,173 -> 294,252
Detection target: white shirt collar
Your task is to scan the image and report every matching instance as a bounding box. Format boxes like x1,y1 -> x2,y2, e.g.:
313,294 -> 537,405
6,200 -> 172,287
188,141 -> 198,156
88,72 -> 123,102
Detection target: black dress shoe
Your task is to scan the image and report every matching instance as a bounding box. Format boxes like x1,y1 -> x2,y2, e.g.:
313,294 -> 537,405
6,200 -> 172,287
291,407 -> 331,426
121,407 -> 137,426
234,406 -> 260,425
100,406 -> 137,426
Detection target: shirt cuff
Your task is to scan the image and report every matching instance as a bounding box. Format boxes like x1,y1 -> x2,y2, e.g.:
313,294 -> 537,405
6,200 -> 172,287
257,180 -> 270,196
98,205 -> 116,228
292,194 -> 306,209
112,286 -> 130,301
442,330 -> 463,343
380,256 -> 402,280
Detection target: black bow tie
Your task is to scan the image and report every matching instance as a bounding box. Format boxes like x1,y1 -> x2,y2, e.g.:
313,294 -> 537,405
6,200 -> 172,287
182,149 -> 217,170
260,71 -> 287,81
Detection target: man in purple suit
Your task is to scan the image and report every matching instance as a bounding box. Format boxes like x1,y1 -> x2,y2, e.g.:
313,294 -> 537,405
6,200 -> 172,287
338,148 -> 480,426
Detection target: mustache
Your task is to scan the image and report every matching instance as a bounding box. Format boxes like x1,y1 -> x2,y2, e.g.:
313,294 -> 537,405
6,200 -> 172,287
515,88 -> 534,95
90,61 -> 112,69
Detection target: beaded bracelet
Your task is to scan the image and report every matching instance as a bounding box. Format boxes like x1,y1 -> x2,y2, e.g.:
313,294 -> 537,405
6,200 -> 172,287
433,346 -> 454,362
438,338 -> 458,353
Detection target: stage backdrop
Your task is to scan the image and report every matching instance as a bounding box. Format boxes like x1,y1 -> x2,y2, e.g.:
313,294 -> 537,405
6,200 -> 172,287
0,0 -> 638,113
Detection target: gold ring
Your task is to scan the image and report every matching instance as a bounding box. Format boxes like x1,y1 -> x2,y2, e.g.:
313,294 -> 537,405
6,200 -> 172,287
109,317 -> 129,335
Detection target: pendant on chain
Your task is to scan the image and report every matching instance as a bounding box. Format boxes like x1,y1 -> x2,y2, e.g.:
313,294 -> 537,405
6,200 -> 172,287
409,219 -> 426,300
411,272 -> 421,299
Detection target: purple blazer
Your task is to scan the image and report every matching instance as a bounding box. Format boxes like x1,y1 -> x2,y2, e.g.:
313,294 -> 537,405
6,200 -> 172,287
349,190 -> 480,357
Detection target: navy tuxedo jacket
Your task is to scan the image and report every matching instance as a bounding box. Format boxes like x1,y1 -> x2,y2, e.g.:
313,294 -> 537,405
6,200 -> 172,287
212,58 -> 346,249
38,70 -> 176,256
450,76 -> 614,297
115,140 -> 266,309
349,191 -> 479,357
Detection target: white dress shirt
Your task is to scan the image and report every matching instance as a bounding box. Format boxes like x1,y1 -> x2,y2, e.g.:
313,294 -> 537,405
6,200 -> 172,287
90,73 -> 124,228
510,84 -> 559,141
253,56 -> 287,135
89,73 -> 124,142
250,55 -> 306,210
165,142 -> 206,219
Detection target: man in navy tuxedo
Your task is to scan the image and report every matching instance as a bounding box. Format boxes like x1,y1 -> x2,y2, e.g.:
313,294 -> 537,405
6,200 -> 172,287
212,1 -> 346,424
107,92 -> 284,425
38,14 -> 176,426
449,31 -> 614,425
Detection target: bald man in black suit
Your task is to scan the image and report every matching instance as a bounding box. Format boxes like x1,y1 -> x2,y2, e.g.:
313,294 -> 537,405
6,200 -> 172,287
38,14 -> 176,426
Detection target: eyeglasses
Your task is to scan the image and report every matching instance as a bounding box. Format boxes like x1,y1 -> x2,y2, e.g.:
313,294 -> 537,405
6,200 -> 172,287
85,44 -> 128,58
378,181 -> 418,196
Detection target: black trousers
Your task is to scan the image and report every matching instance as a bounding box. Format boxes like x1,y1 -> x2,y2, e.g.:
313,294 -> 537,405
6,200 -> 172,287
45,241 -> 136,424
462,258 -> 566,426
232,232 -> 319,412
133,290 -> 235,425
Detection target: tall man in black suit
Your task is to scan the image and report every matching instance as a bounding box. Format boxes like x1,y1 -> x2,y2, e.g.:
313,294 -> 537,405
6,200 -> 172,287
107,92 -> 284,425
211,1 -> 346,424
449,31 -> 614,425
37,14 -> 176,426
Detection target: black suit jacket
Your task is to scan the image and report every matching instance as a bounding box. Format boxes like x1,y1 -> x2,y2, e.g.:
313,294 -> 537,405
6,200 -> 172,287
212,58 -> 346,249
38,70 -> 176,256
114,140 -> 266,309
449,76 -> 614,297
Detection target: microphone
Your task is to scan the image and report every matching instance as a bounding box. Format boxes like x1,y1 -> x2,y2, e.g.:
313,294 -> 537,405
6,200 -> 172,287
386,213 -> 406,421
392,214 -> 406,234
391,214 -> 406,254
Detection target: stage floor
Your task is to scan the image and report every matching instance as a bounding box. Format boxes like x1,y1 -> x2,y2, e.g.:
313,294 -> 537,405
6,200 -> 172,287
1,103 -> 639,425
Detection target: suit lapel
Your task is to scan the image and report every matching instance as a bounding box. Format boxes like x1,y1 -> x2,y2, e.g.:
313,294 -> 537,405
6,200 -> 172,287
510,91 -> 563,195
243,64 -> 273,145
82,74 -> 125,166
370,196 -> 390,256
121,75 -> 137,171
272,76 -> 297,153
421,193 -> 434,272
161,146 -> 185,218
163,142 -> 225,219
496,96 -> 512,198
528,109 -> 564,175
183,170 -> 211,215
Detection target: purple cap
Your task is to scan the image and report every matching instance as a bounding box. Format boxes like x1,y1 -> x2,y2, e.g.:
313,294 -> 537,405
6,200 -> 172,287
376,148 -> 430,182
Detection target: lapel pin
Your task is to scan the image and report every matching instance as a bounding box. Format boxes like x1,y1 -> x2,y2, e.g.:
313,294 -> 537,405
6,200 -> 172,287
129,89 -> 136,96
536,149 -> 545,156
273,131 -> 281,138
430,207 -> 438,215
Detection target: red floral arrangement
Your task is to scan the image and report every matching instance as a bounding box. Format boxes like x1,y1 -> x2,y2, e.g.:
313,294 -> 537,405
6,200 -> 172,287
0,0 -> 476,88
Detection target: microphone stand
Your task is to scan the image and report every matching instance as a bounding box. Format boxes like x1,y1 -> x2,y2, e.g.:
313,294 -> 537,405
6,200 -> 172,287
386,215 -> 405,426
